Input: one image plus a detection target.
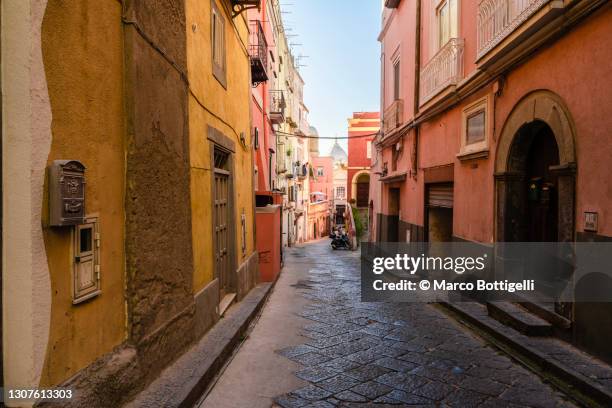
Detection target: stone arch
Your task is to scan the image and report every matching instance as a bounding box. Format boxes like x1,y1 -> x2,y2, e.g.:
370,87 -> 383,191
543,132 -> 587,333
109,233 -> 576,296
495,90 -> 576,173
351,170 -> 371,208
495,90 -> 577,243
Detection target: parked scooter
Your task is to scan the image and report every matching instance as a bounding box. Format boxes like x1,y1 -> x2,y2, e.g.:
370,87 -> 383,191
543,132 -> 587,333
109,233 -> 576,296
330,227 -> 350,250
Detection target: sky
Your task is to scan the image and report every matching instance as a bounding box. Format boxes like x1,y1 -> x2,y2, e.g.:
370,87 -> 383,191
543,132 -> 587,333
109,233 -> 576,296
282,0 -> 382,155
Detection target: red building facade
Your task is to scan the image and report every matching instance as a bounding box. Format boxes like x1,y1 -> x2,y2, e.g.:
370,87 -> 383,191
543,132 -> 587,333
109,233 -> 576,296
374,0 -> 612,362
347,112 -> 380,211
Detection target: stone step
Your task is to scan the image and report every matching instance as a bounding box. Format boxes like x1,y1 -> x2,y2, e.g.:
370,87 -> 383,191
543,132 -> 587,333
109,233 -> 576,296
487,301 -> 553,336
126,283 -> 274,408
511,295 -> 572,329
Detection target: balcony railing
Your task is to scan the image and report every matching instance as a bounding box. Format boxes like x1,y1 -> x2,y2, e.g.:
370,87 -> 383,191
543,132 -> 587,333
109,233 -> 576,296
249,20 -> 268,85
419,38 -> 464,105
383,99 -> 404,134
269,90 -> 286,124
477,0 -> 548,59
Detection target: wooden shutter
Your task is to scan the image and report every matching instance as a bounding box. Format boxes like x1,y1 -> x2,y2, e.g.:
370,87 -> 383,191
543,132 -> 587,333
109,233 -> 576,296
211,0 -> 226,86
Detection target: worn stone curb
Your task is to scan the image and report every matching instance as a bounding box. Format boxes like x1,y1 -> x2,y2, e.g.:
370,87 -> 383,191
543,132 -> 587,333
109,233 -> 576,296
438,301 -> 612,408
126,282 -> 274,408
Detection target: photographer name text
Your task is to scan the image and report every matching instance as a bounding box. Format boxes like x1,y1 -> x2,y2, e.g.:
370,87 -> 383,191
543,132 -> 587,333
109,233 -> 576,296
373,279 -> 535,293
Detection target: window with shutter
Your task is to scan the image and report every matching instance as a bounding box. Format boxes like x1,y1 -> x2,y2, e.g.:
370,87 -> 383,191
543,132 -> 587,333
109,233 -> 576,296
435,0 -> 458,50
211,0 -> 226,87
393,59 -> 401,101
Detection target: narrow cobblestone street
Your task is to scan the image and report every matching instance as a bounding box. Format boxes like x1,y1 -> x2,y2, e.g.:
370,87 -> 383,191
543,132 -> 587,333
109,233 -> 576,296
201,240 -> 576,407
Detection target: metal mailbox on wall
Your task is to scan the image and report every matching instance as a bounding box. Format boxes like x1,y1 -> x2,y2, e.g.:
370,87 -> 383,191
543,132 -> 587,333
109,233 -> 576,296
49,160 -> 86,226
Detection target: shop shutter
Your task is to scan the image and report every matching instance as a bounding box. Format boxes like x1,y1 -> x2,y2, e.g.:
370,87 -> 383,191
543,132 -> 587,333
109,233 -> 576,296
427,184 -> 453,208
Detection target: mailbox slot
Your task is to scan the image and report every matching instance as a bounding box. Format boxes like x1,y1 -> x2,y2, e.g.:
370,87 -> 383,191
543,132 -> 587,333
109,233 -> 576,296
49,160 -> 86,226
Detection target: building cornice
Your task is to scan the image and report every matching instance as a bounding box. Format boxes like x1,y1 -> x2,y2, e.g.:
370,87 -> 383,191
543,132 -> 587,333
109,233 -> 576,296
378,9 -> 397,42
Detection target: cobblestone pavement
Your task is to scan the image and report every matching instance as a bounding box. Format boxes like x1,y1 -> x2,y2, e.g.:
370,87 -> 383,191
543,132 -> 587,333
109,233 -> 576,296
273,241 -> 576,408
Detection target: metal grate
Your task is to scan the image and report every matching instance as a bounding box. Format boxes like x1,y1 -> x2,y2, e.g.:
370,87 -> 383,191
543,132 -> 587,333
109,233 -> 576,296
214,147 -> 230,170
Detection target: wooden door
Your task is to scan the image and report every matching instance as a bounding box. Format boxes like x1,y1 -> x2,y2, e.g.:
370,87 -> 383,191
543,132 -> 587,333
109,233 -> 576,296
356,182 -> 369,208
214,169 -> 231,297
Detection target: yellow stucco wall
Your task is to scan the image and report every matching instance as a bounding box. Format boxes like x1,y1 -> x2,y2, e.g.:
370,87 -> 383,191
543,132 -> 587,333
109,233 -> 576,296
186,0 -> 255,292
39,0 -> 126,386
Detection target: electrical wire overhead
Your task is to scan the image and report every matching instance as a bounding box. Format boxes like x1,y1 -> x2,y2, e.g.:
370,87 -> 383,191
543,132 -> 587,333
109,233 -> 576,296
274,130 -> 380,140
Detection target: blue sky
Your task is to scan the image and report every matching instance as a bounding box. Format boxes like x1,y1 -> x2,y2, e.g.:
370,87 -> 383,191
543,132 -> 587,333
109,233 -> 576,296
282,1 -> 382,154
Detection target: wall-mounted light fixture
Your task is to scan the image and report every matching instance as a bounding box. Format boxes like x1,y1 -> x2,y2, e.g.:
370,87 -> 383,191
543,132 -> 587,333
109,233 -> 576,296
231,0 -> 260,18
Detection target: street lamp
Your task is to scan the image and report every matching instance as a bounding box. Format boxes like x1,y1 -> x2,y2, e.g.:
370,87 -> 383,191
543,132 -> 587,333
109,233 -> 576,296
231,0 -> 260,17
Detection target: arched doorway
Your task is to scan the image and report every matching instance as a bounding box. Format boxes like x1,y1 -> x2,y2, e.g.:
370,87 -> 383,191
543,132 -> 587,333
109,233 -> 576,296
505,120 -> 560,242
495,91 -> 576,243
495,91 -> 577,319
352,171 -> 371,234
353,172 -> 370,208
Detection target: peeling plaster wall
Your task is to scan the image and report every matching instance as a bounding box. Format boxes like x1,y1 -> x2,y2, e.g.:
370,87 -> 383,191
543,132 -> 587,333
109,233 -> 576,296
123,0 -> 197,378
2,0 -> 52,397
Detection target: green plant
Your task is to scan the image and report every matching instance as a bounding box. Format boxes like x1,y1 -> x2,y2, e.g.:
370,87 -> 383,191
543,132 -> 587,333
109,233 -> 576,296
286,148 -> 292,157
352,206 -> 364,241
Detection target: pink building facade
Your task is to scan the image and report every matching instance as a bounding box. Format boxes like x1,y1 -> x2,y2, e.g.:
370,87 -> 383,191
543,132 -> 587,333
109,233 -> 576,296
374,0 -> 612,362
249,1 -> 283,280
249,1 -> 276,197
308,154 -> 334,239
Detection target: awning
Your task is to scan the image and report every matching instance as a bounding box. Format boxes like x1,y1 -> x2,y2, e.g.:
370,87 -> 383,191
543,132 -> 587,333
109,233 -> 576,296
379,171 -> 407,183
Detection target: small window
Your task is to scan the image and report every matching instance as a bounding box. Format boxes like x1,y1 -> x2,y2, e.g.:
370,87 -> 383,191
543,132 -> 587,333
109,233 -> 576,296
366,141 -> 373,159
317,166 -> 324,177
73,217 -> 101,304
437,1 -> 451,48
80,227 -> 93,253
393,59 -> 401,101
214,146 -> 230,170
336,186 -> 346,199
253,127 -> 259,150
466,111 -> 485,145
392,148 -> 399,171
277,143 -> 286,173
459,96 -> 490,159
211,0 -> 226,87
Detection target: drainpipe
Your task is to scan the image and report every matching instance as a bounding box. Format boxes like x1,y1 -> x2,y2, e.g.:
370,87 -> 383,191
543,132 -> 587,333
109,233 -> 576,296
412,0 -> 422,179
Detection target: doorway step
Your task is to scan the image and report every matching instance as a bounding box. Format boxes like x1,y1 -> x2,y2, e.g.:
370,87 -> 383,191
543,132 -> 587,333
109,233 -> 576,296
219,293 -> 237,317
439,301 -> 612,407
486,302 -> 553,336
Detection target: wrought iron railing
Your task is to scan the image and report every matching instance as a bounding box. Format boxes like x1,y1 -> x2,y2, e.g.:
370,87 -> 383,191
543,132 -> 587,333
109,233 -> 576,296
269,90 -> 286,122
249,20 -> 268,85
419,38 -> 464,105
477,0 -> 548,59
383,99 -> 404,134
